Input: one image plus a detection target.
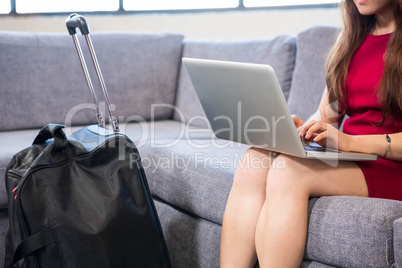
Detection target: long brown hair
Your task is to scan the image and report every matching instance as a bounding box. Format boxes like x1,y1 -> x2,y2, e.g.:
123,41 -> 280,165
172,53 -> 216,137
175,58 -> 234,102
326,0 -> 402,125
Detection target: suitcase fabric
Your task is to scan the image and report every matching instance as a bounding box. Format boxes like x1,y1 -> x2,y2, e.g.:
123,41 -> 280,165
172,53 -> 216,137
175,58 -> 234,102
4,14 -> 170,268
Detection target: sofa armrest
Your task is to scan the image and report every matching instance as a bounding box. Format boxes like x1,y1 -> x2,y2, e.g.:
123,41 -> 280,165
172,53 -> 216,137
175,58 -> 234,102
394,217 -> 402,267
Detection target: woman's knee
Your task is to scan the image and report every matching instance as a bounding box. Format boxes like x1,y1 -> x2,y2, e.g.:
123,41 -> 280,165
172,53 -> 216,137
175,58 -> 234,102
265,155 -> 311,196
239,147 -> 276,169
232,148 -> 275,192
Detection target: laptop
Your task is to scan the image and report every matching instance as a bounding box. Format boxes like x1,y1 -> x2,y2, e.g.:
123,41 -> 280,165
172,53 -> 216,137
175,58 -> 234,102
182,57 -> 377,161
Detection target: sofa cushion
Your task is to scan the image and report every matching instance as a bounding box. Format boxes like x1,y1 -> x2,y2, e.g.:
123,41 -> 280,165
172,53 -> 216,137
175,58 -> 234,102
141,135 -> 272,224
394,217 -> 402,267
0,128 -> 40,209
305,196 -> 402,267
287,26 -> 340,121
0,31 -> 184,131
0,209 -> 8,267
301,261 -> 336,268
154,200 -> 222,268
174,36 -> 297,127
137,136 -> 249,225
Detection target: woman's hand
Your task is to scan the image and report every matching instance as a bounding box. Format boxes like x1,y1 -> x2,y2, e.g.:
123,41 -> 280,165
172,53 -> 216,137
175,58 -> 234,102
294,115 -> 353,152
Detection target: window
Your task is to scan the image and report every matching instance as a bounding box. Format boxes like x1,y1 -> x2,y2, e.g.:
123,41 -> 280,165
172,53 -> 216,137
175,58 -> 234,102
244,0 -> 339,8
124,0 -> 238,11
4,0 -> 340,15
15,0 -> 119,14
0,1 -> 11,14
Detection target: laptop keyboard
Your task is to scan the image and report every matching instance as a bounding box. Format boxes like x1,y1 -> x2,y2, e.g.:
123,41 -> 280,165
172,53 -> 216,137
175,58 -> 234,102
302,141 -> 340,153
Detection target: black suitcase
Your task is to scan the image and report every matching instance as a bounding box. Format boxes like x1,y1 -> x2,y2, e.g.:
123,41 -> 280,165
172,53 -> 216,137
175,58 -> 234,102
4,14 -> 170,268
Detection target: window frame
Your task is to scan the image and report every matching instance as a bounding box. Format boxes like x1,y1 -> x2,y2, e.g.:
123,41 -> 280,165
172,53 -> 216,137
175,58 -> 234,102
4,0 -> 339,16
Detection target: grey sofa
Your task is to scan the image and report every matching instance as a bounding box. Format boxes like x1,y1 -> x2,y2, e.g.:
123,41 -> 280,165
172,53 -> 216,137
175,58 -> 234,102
0,26 -> 401,268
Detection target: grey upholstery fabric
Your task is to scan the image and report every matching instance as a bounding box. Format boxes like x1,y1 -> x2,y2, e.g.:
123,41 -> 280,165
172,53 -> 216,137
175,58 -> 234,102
0,161 -> 11,209
287,26 -> 340,121
135,134 -> 249,225
394,217 -> 402,267
301,261 -> 336,268
0,209 -> 8,267
0,128 -> 46,208
154,200 -> 221,268
305,196 -> 402,268
0,31 -> 184,131
174,36 -> 297,127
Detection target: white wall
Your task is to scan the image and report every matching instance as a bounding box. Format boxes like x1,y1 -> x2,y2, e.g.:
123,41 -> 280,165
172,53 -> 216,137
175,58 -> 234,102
0,7 -> 342,40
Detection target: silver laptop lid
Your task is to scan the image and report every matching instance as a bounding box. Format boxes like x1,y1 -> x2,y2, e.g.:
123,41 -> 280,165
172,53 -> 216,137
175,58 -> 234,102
182,57 -> 306,158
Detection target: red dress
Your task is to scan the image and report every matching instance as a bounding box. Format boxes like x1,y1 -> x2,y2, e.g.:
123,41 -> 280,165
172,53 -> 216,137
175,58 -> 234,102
343,33 -> 402,201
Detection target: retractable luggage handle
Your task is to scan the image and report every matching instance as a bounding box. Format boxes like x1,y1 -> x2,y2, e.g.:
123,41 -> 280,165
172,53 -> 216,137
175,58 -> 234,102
66,13 -> 120,132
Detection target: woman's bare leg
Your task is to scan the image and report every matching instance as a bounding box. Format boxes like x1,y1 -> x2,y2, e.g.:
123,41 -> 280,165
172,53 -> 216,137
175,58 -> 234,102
220,148 -> 276,268
255,155 -> 368,268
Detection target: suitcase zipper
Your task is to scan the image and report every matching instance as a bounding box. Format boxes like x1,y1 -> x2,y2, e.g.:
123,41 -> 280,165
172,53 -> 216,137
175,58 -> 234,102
7,170 -> 25,199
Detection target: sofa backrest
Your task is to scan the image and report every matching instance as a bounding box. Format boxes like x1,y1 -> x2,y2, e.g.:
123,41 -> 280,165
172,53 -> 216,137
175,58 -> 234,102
174,36 -> 297,127
0,31 -> 184,131
287,26 -> 340,121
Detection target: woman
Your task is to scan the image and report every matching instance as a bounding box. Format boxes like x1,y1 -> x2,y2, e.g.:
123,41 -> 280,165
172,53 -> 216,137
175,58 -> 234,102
220,0 -> 402,267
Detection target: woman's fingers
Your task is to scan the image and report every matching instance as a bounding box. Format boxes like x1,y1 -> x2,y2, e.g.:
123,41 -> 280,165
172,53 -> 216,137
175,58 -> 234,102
299,121 -> 351,151
305,122 -> 327,140
312,131 -> 328,143
298,120 -> 318,138
307,123 -> 344,149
